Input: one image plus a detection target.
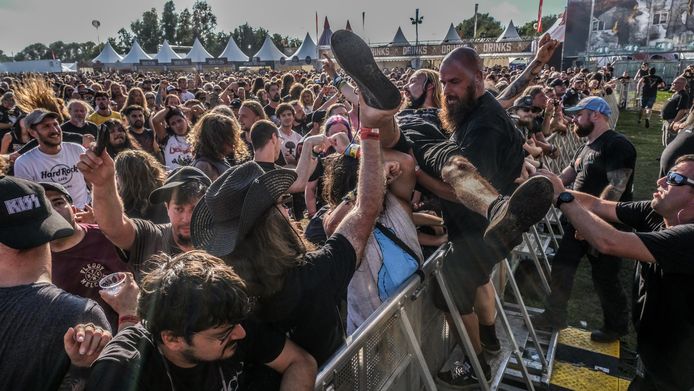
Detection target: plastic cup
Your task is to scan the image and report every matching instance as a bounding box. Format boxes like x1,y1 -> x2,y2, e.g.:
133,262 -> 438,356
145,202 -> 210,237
99,272 -> 126,295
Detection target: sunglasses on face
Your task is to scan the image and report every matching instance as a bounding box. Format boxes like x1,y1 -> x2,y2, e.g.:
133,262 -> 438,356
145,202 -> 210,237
520,107 -> 543,114
665,171 -> 694,187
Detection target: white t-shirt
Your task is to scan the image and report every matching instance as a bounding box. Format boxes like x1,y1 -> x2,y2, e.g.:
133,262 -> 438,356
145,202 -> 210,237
14,143 -> 91,208
180,91 -> 195,102
162,134 -> 193,170
278,128 -> 303,168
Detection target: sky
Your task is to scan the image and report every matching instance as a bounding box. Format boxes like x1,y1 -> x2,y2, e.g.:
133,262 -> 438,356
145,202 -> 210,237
0,0 -> 567,55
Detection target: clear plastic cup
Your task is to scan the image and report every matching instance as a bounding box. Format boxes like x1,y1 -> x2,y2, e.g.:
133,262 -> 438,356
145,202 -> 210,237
99,272 -> 126,295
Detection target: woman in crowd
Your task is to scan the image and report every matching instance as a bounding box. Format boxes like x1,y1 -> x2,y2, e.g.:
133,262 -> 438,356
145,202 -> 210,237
300,88 -> 315,115
114,149 -> 169,224
188,112 -> 249,180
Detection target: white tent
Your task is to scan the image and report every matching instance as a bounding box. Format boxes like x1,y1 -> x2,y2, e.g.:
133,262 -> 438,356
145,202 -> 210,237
545,14 -> 566,42
441,23 -> 463,44
390,27 -> 411,46
0,59 -> 63,73
253,36 -> 286,62
186,38 -> 214,63
496,20 -> 522,42
155,40 -> 181,63
219,37 -> 248,62
317,17 -> 333,46
92,42 -> 122,64
291,33 -> 318,61
120,40 -> 152,64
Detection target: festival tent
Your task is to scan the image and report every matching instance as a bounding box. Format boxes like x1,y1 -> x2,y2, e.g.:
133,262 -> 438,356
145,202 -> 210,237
545,13 -> 566,42
441,23 -> 463,44
291,33 -> 318,61
92,42 -> 122,64
390,27 -> 411,46
155,40 -> 181,63
186,38 -> 214,63
219,36 -> 248,62
317,17 -> 333,46
120,40 -> 152,64
496,20 -> 522,42
345,20 -> 353,32
253,36 -> 286,61
0,59 -> 63,73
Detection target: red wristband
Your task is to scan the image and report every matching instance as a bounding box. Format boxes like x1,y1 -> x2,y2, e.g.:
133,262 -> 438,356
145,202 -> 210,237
359,127 -> 380,140
118,315 -> 140,326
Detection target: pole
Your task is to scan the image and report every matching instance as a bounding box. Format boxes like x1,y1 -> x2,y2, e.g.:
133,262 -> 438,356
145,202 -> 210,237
474,3 -> 479,38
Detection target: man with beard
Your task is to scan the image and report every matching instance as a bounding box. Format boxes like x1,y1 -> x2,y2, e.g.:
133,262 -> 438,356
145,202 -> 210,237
77,148 -> 211,279
238,100 -> 267,157
329,30 -> 556,387
276,103 -> 303,168
264,81 -> 282,125
123,105 -> 156,155
88,91 -> 123,126
398,69 -> 443,128
533,97 -> 635,343
86,251 -> 317,390
102,119 -> 141,159
14,109 -> 91,208
290,100 -> 310,134
177,76 -> 195,102
61,100 -> 99,138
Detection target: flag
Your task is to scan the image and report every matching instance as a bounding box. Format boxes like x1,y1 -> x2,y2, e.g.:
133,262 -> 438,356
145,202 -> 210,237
537,0 -> 544,32
51,50 -> 56,60
315,12 -> 318,40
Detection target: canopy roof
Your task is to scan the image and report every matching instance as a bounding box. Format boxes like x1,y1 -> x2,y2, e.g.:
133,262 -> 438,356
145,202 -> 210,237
219,36 -> 248,61
154,40 -> 181,63
441,23 -> 463,44
291,33 -> 318,60
390,27 -> 410,46
497,20 -> 522,42
318,17 -> 332,46
253,36 -> 286,61
92,42 -> 122,64
120,40 -> 152,64
186,38 -> 214,62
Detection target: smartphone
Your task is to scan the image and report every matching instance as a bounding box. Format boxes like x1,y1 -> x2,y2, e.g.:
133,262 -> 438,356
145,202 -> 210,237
93,124 -> 109,156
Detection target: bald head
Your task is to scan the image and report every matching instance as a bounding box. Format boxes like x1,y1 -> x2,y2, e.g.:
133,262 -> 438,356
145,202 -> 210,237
672,76 -> 686,91
442,47 -> 483,74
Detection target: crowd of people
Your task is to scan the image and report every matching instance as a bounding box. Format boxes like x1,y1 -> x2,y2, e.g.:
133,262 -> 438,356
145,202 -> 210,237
1,30 -> 693,391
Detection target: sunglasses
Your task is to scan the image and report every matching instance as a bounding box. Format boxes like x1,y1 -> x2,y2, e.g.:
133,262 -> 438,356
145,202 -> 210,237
520,107 -> 543,114
665,171 -> 694,187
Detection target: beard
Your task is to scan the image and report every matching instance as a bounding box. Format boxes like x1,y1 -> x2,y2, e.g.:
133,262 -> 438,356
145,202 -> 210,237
406,90 -> 427,109
133,120 -> 144,129
439,84 -> 477,133
271,94 -> 281,103
575,121 -> 594,137
38,132 -> 62,147
98,102 -> 109,110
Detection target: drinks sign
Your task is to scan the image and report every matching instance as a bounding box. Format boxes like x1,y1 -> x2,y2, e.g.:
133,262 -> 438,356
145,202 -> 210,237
369,41 -> 533,57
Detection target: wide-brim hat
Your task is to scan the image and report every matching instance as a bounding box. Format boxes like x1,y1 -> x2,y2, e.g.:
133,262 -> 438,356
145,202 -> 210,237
0,176 -> 74,249
191,161 -> 297,257
149,166 -> 211,204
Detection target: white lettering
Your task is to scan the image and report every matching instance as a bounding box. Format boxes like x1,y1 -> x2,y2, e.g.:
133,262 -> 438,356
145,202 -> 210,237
4,194 -> 40,214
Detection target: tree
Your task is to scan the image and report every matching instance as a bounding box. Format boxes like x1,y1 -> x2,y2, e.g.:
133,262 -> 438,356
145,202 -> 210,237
231,23 -> 268,57
456,13 -> 503,39
191,0 -> 217,45
161,1 -> 178,43
108,28 -> 134,52
207,31 -> 231,57
518,15 -> 559,37
271,33 -> 301,53
0,50 -> 11,62
176,8 -> 194,46
131,8 -> 162,53
16,43 -> 49,61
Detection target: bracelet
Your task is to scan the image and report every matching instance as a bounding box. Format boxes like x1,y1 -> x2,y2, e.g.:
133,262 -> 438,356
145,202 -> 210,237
311,148 -> 321,159
118,315 -> 140,326
344,143 -> 360,159
359,127 -> 380,140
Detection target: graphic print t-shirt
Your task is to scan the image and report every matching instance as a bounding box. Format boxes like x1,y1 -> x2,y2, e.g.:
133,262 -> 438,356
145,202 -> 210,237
278,129 -> 302,168
13,142 -> 90,208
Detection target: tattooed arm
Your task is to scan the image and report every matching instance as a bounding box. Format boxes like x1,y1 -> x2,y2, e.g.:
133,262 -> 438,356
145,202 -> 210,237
497,34 -> 560,109
600,168 -> 633,201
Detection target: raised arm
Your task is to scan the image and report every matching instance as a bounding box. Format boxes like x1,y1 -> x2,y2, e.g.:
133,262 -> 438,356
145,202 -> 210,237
150,107 -> 169,143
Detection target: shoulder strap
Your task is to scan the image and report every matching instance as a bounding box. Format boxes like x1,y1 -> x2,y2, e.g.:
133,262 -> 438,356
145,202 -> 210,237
374,222 -> 421,262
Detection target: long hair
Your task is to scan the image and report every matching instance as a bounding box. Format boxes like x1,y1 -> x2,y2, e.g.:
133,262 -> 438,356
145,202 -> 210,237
280,73 -> 295,98
124,87 -> 149,113
322,153 -> 359,207
101,119 -> 141,158
224,207 -> 314,298
13,77 -> 68,121
114,149 -> 166,218
252,77 -> 265,95
413,69 -> 443,109
188,112 -> 249,161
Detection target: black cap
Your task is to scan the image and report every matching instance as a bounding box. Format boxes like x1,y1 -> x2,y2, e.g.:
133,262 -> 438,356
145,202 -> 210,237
0,176 -> 74,249
39,182 -> 73,204
308,110 -> 327,124
548,78 -> 564,88
149,166 -> 211,204
230,99 -> 242,108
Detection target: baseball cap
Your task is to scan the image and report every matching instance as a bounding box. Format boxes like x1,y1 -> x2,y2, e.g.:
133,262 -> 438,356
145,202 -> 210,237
149,166 -> 211,204
564,97 -> 612,117
548,78 -> 565,88
0,176 -> 74,249
25,109 -> 60,128
39,182 -> 73,204
230,99 -> 242,109
511,95 -> 536,110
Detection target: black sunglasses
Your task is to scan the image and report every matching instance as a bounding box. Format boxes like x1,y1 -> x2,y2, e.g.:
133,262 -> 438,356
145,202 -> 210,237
665,171 -> 694,187
520,107 -> 543,114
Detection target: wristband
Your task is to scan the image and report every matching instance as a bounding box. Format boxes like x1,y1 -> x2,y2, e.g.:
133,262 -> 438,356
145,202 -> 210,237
359,127 -> 380,141
311,148 -> 321,159
344,143 -> 360,159
118,315 -> 140,326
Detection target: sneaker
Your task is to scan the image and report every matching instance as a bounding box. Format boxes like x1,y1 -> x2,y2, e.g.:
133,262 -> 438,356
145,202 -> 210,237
531,311 -> 567,331
645,118 -> 650,128
483,176 -> 554,256
437,359 -> 491,389
330,30 -> 402,110
479,325 -> 501,354
590,328 -> 624,343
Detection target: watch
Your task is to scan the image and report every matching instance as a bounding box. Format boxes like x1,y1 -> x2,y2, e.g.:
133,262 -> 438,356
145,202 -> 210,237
555,191 -> 575,208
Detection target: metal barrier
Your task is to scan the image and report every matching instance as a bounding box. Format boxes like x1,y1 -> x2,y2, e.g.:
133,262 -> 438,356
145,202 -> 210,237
315,131 -> 582,391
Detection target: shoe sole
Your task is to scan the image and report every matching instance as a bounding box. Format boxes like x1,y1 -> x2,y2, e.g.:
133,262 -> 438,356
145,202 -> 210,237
482,343 -> 501,355
484,176 -> 554,251
330,30 -> 402,110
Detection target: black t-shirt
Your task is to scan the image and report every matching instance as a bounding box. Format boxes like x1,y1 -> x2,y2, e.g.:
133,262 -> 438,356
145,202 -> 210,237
562,88 -> 581,107
61,121 -> 99,138
128,127 -> 156,155
615,202 -> 694,391
264,104 -> 278,124
659,128 -> 694,177
0,106 -> 21,137
256,234 -> 356,365
128,219 -> 181,280
86,321 -> 285,391
661,90 -> 691,121
570,130 -> 636,201
641,75 -> 664,98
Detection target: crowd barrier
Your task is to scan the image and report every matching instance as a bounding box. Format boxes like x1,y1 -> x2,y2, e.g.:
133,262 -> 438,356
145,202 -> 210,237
315,131 -> 583,390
